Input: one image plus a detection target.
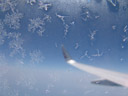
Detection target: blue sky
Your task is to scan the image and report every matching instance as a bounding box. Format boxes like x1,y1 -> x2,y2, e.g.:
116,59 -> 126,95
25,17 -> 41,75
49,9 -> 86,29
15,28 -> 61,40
0,0 -> 128,95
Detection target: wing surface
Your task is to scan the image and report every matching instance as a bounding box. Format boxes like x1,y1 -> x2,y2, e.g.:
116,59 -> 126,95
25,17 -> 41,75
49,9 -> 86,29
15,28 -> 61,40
62,45 -> 128,87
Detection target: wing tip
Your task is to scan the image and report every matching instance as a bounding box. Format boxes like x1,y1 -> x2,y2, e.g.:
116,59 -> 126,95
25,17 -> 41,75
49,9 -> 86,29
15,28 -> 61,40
61,45 -> 72,61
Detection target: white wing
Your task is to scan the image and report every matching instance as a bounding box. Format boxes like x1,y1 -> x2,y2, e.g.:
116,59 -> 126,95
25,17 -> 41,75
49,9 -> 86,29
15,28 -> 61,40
62,45 -> 128,87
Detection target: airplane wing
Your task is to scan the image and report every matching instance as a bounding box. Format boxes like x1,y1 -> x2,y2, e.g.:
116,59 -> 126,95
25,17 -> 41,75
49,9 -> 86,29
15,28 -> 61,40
62,45 -> 128,87
91,79 -> 122,87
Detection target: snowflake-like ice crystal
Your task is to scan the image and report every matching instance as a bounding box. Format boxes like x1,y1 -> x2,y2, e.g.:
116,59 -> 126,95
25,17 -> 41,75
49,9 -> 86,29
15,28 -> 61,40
4,10 -> 23,29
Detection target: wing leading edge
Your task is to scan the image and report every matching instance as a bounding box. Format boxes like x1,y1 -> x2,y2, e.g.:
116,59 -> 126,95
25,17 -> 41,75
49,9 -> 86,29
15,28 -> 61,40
62,45 -> 128,87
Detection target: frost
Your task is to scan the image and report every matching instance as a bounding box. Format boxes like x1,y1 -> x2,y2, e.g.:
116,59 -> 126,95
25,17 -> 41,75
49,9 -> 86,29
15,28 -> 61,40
92,49 -> 103,57
28,15 -> 51,36
80,51 -> 91,59
26,0 -> 36,5
82,10 -> 91,22
107,0 -> 117,7
70,21 -> 75,25
30,50 -> 44,64
120,58 -> 124,62
37,28 -> 45,36
56,13 -> 71,38
64,24 -> 69,37
121,44 -> 124,49
121,25 -> 128,48
56,13 -> 66,24
28,17 -> 45,36
38,1 -> 52,11
0,0 -> 17,12
0,20 -> 7,45
43,14 -> 51,22
81,7 -> 99,22
122,35 -> 128,42
74,43 -> 79,49
124,25 -> 128,33
95,15 -> 100,19
7,31 -> 21,39
9,32 -> 25,58
4,11 -> 23,29
112,25 -> 116,30
89,30 -> 97,40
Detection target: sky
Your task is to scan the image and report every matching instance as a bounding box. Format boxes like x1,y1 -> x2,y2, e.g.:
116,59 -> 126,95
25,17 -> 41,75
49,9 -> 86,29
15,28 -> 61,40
0,0 -> 128,96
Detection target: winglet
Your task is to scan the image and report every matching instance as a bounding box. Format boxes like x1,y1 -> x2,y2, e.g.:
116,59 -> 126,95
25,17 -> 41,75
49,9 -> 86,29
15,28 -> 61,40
61,45 -> 72,61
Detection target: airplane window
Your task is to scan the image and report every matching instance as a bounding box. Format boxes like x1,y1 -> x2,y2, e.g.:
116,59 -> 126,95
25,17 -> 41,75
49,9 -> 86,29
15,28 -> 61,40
0,0 -> 128,96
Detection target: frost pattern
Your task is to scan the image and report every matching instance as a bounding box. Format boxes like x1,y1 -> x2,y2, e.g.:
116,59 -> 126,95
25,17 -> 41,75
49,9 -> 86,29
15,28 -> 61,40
0,0 -> 17,12
124,25 -> 128,33
4,11 -> 23,29
64,24 -> 69,38
38,1 -> 52,11
74,43 -> 79,49
28,18 -> 45,36
92,49 -> 103,57
0,20 -> 7,45
30,50 -> 44,64
26,0 -> 37,5
28,15 -> 51,36
56,13 -> 71,38
9,32 -> 25,58
121,25 -> 128,48
89,30 -> 97,40
56,13 -> 65,24
80,51 -> 91,59
122,35 -> 128,42
56,13 -> 75,38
